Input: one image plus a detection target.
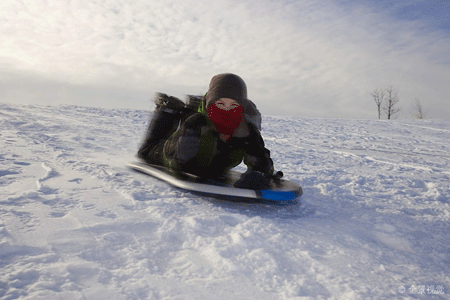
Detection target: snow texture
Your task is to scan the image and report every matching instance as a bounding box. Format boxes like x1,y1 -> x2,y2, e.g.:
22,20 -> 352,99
0,103 -> 449,299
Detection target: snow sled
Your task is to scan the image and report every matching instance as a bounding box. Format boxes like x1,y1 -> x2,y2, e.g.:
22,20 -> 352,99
128,161 -> 302,203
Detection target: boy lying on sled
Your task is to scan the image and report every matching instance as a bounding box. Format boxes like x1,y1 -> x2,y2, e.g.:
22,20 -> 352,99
137,73 -> 282,188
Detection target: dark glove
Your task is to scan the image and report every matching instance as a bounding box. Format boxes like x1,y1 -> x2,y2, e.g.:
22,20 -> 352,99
234,170 -> 272,189
273,171 -> 283,181
176,133 -> 199,164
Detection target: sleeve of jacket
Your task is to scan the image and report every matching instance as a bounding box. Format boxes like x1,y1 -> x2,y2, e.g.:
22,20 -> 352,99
163,113 -> 205,170
242,125 -> 274,175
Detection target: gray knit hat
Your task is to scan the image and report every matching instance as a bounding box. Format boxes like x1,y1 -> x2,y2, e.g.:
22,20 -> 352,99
205,73 -> 247,108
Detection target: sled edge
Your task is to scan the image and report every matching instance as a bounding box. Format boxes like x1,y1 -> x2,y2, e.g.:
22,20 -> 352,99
128,161 -> 259,199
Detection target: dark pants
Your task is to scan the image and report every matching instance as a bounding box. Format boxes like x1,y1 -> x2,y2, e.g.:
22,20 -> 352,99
138,109 -> 181,165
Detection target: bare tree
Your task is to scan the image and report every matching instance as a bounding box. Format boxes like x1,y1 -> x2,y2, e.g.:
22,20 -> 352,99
384,86 -> 401,119
411,98 -> 428,119
371,88 -> 385,119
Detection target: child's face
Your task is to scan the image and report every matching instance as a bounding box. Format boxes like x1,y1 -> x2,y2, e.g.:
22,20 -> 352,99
214,98 -> 241,111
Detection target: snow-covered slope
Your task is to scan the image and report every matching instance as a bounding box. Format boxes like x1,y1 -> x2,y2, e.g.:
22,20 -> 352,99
1,103 -> 449,299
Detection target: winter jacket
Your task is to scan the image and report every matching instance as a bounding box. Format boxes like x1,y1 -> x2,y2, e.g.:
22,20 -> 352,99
162,103 -> 274,178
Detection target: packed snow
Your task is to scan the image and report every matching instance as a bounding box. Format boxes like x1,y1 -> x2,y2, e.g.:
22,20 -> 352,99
0,103 -> 449,299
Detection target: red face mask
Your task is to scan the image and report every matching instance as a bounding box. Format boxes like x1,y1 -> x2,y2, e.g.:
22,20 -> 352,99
207,103 -> 244,135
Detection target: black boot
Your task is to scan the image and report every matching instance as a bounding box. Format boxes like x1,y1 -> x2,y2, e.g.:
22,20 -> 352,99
180,95 -> 203,124
138,93 -> 185,164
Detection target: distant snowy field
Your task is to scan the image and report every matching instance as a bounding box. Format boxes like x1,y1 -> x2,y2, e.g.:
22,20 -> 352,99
1,103 -> 449,299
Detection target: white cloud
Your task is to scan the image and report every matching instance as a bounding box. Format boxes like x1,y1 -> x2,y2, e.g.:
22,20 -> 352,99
0,0 -> 449,118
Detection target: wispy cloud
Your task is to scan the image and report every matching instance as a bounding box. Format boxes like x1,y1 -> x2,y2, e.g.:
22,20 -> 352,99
1,0 -> 449,118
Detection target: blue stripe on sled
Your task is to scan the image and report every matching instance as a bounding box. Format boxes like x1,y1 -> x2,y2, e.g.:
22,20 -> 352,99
260,190 -> 297,201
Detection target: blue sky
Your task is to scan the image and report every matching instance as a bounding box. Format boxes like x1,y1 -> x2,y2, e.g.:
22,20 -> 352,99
0,0 -> 449,119
371,0 -> 450,30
